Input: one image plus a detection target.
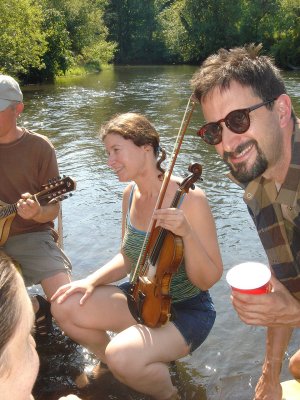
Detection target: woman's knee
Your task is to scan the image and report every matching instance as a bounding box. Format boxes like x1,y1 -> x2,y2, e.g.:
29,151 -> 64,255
51,297 -> 74,326
105,340 -> 138,381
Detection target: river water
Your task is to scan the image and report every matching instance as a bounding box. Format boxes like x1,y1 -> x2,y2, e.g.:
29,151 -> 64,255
20,66 -> 300,400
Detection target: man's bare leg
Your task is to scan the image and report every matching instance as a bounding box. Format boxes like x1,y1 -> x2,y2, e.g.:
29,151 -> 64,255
254,326 -> 293,400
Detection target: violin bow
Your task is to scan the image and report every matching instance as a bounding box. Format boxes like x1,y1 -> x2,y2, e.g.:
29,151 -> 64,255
131,94 -> 196,282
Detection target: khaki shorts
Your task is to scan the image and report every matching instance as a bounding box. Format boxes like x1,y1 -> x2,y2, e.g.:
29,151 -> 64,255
1,231 -> 72,286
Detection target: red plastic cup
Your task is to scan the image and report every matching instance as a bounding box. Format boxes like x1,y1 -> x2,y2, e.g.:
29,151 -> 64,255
226,262 -> 271,295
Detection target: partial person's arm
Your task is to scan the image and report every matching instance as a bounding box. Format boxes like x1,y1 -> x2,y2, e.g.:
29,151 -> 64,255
231,276 -> 300,399
27,136 -> 61,223
254,326 -> 292,400
231,275 -> 300,327
17,192 -> 60,222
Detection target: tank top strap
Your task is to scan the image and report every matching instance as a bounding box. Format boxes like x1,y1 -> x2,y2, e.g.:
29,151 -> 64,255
126,183 -> 136,226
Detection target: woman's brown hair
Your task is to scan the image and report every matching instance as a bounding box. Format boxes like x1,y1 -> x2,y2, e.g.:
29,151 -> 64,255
0,251 -> 22,376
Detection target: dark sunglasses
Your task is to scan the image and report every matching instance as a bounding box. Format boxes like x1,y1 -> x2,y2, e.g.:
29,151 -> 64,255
197,98 -> 277,145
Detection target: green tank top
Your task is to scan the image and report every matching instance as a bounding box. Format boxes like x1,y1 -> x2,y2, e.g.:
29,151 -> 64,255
122,185 -> 201,303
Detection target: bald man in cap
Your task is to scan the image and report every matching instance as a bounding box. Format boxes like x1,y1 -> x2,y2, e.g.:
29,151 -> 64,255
0,75 -> 72,337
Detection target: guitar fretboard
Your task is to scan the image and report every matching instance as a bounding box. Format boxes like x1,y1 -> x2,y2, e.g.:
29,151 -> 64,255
0,203 -> 17,219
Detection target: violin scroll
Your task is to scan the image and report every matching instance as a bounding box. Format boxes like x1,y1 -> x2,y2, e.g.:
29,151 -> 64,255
179,162 -> 203,193
188,162 -> 202,176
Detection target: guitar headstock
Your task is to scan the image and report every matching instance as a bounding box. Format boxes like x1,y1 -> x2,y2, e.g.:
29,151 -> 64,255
37,176 -> 76,205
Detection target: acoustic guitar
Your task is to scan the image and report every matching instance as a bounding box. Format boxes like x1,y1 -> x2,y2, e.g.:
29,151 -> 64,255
0,176 -> 76,246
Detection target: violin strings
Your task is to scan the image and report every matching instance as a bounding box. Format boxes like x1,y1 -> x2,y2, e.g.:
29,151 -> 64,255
149,189 -> 183,265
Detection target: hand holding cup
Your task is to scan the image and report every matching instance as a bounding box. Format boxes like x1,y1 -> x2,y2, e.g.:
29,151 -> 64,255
226,262 -> 271,295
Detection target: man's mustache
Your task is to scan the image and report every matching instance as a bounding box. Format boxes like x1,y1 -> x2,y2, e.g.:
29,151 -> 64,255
223,139 -> 257,163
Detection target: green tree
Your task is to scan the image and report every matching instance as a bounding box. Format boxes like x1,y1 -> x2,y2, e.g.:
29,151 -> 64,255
240,0 -> 281,48
27,6 -> 73,82
156,0 -> 242,63
0,0 -> 47,76
104,0 -> 164,63
271,0 -> 300,68
47,0 -> 116,69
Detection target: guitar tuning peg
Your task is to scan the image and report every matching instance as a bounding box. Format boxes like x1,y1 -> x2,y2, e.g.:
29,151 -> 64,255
69,193 -> 73,197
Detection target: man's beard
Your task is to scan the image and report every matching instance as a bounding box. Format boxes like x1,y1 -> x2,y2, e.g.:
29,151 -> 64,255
223,140 -> 268,183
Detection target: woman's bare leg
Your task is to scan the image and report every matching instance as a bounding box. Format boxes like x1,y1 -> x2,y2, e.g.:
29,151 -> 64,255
105,322 -> 190,399
51,285 -> 136,360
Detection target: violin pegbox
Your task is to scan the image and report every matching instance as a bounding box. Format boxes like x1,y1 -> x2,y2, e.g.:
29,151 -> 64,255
179,163 -> 203,193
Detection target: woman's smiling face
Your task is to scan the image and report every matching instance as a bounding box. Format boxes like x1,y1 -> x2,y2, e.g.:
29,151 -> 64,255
104,133 -> 151,182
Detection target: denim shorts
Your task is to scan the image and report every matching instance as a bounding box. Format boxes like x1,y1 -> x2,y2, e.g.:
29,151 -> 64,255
118,281 -> 216,353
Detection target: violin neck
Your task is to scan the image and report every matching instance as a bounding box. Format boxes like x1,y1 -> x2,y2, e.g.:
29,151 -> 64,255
170,188 -> 183,208
147,187 -> 184,267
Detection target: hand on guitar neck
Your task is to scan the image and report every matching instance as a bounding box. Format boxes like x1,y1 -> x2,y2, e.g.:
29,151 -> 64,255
0,176 -> 76,246
17,192 -> 46,221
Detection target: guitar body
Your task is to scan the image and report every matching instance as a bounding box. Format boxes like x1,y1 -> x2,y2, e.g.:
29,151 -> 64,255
0,200 -> 16,246
128,230 -> 184,328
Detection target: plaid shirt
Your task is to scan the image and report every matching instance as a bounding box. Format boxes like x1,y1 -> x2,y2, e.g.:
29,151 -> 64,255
229,120 -> 300,299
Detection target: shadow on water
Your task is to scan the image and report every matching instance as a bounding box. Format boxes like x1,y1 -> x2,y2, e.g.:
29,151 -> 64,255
33,325 -> 147,400
34,323 -> 294,400
33,326 -> 208,400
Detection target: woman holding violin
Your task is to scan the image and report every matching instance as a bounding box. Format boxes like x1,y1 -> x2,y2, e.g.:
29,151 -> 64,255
51,112 -> 223,400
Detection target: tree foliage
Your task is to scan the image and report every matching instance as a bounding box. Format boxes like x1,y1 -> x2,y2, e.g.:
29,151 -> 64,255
156,0 -> 242,63
0,0 -> 299,82
0,0 -> 47,76
104,0 -> 163,63
105,0 -> 300,68
26,7 -> 72,82
0,0 -> 116,82
270,0 -> 300,68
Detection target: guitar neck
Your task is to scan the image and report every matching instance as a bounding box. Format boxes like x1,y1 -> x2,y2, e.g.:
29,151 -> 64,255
0,176 -> 76,222
0,193 -> 36,220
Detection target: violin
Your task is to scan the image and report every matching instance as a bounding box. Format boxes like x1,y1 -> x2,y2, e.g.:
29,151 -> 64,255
127,163 -> 202,328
